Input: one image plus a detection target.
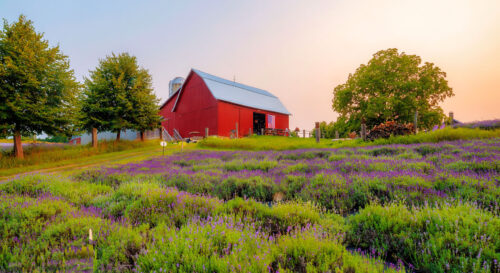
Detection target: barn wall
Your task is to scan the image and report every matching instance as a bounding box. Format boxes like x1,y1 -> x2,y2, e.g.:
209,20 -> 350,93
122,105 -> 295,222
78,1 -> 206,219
171,73 -> 218,137
159,92 -> 178,136
217,101 -> 289,137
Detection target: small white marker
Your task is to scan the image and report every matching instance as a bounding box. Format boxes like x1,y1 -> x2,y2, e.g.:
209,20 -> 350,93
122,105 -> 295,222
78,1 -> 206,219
160,141 -> 167,156
89,228 -> 93,241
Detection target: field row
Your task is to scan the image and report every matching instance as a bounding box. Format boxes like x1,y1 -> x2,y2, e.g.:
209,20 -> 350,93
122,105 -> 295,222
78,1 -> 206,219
0,138 -> 499,272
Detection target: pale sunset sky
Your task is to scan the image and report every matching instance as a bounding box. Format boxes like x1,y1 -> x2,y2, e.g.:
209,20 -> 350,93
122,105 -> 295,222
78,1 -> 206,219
2,0 -> 499,130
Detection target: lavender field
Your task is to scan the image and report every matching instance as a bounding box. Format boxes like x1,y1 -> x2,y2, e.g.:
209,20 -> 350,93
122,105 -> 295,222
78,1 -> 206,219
1,139 -> 499,272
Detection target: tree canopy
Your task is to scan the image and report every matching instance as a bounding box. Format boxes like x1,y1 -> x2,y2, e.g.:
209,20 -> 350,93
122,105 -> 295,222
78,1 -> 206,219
332,48 -> 454,131
80,52 -> 160,140
0,15 -> 79,158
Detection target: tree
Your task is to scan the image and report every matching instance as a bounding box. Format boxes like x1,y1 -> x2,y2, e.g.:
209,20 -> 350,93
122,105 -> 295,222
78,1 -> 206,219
80,53 -> 160,142
0,15 -> 79,158
128,71 -> 161,141
332,48 -> 453,130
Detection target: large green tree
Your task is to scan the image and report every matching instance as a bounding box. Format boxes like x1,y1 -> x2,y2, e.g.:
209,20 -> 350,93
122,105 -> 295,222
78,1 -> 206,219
128,71 -> 161,141
0,15 -> 79,158
80,53 -> 160,142
332,48 -> 454,131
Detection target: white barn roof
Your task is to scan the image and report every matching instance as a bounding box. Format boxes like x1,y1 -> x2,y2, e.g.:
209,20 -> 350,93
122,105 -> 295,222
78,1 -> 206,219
173,69 -> 290,115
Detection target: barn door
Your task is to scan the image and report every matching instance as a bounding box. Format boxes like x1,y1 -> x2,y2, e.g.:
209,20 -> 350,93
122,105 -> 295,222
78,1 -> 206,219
253,113 -> 265,135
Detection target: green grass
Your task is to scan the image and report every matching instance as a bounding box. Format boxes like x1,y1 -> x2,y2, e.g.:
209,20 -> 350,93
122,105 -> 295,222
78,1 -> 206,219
198,135 -> 359,150
0,140 -> 199,178
0,140 -> 160,170
371,127 -> 500,145
198,128 -> 500,151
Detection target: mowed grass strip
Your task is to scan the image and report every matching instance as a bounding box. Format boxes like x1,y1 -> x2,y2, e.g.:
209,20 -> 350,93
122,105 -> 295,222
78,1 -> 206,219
198,128 -> 500,151
0,140 -> 196,178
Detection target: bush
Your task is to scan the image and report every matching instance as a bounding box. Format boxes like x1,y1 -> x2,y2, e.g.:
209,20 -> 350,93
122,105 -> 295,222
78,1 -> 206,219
298,173 -> 347,212
215,176 -> 275,202
223,159 -> 277,172
347,203 -> 500,272
94,182 -> 223,227
271,229 -> 403,273
0,194 -> 75,271
0,192 -> 143,272
135,216 -> 394,273
74,169 -> 132,189
135,217 -> 274,273
0,175 -> 112,206
367,121 -> 415,141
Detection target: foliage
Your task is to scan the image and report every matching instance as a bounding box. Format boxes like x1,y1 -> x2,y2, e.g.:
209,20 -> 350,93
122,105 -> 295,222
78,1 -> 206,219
79,52 -> 160,138
0,15 -> 79,157
311,117 -> 359,139
92,181 -> 223,227
0,175 -> 112,206
453,119 -> 500,130
199,135 -> 360,150
136,217 -> 397,273
347,203 -> 499,272
198,128 -> 500,151
366,121 -> 415,140
370,127 -> 500,145
97,138 -> 500,215
41,134 -> 69,143
271,228 -> 401,273
1,137 -> 499,271
332,48 -> 454,130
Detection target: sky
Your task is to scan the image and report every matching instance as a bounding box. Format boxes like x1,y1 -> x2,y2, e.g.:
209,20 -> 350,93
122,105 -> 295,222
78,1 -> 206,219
1,0 -> 499,130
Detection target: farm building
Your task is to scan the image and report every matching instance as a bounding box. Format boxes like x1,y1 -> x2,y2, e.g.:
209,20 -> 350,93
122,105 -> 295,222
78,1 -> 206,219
69,130 -> 160,145
159,69 -> 290,138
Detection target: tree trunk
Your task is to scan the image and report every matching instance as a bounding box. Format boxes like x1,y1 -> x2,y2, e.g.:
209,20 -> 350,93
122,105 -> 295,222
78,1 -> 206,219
140,131 -> 145,141
92,128 -> 98,148
14,130 -> 24,159
116,130 -> 121,141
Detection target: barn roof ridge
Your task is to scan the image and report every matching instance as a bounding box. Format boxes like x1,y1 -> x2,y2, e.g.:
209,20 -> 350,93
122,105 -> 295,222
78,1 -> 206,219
192,69 -> 277,98
169,68 -> 290,115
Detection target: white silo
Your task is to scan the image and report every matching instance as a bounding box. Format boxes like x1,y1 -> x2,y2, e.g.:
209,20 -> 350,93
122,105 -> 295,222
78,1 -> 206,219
169,77 -> 184,97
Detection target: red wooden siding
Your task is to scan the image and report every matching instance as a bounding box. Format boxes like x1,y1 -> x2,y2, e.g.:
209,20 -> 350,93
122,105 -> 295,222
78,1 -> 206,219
159,92 -> 179,136
217,101 -> 289,137
174,73 -> 218,137
159,70 -> 289,138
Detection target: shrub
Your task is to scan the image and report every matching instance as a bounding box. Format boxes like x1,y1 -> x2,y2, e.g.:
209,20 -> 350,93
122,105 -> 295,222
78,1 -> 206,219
365,146 -> 405,156
367,121 -> 415,141
74,169 -> 132,189
215,176 -> 275,202
0,194 -> 75,271
162,172 -> 216,195
94,181 -> 223,227
298,173 -> 347,212
135,217 -> 274,273
445,160 -> 500,173
0,192 -> 143,272
125,188 -> 223,228
0,175 -> 112,206
347,203 -> 500,272
223,159 -> 277,172
271,229 -> 403,273
414,144 -> 444,156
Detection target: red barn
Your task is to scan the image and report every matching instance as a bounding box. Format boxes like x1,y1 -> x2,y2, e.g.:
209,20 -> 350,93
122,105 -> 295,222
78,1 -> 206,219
159,69 -> 290,138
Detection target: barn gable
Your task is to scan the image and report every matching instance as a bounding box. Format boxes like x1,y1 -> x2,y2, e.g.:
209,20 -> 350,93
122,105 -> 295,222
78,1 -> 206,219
172,69 -> 290,115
